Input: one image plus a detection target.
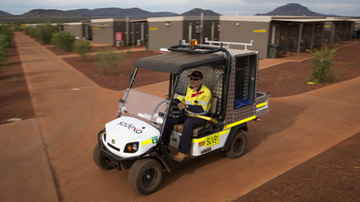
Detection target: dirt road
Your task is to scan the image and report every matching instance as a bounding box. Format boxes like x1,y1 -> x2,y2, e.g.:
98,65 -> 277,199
1,32 -> 359,201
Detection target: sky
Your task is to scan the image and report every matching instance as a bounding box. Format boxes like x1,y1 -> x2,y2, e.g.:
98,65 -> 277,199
2,0 -> 360,17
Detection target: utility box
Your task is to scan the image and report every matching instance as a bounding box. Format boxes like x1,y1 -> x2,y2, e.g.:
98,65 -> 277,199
115,32 -> 124,46
268,44 -> 279,59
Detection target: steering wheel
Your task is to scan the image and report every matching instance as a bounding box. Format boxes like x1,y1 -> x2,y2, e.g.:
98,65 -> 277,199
170,99 -> 182,111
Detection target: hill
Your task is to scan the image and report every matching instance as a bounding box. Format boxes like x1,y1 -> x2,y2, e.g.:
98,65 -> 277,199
0,10 -> 13,17
67,7 -> 177,18
181,8 -> 221,16
256,3 -> 334,16
0,7 -> 220,21
20,9 -> 88,18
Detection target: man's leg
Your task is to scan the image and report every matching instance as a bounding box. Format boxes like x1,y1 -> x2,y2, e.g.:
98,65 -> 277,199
178,117 -> 206,154
162,113 -> 186,147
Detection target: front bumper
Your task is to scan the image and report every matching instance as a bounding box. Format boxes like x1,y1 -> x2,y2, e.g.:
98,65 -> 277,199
97,129 -> 154,170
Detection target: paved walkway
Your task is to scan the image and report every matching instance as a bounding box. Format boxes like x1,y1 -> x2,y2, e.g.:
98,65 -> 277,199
1,32 -> 360,202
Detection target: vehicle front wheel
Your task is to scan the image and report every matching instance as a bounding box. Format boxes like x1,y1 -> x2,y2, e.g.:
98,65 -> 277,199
225,130 -> 247,158
93,144 -> 114,170
128,158 -> 163,195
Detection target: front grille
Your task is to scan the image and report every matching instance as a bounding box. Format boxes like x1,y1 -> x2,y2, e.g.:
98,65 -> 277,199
107,143 -> 120,151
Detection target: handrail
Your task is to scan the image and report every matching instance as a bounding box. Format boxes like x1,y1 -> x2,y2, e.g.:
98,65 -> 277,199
204,38 -> 254,50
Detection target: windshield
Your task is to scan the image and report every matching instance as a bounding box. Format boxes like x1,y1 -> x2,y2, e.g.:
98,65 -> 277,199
119,89 -> 169,127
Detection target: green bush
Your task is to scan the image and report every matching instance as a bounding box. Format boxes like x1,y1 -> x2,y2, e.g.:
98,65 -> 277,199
15,27 -> 24,32
25,27 -> 38,38
95,48 -> 124,75
51,31 -> 75,52
0,25 -> 13,48
0,24 -> 13,66
0,34 -> 8,66
73,40 -> 91,60
309,43 -> 339,83
25,22 -> 58,44
37,22 -> 58,44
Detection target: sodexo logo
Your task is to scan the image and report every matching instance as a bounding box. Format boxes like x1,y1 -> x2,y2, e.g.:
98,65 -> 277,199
117,121 -> 145,134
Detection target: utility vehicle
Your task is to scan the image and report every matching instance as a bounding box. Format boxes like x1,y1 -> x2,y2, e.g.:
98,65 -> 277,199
93,39 -> 269,195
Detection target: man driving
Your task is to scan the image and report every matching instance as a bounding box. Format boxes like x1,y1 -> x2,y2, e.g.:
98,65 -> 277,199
162,71 -> 212,162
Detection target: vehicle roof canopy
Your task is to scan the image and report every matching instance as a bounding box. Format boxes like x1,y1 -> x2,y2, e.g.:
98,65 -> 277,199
133,51 -> 226,74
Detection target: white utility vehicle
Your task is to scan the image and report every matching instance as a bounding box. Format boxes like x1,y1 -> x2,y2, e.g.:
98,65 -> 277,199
93,40 -> 269,195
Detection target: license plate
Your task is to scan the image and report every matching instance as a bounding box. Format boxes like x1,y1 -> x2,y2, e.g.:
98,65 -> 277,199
206,134 -> 219,148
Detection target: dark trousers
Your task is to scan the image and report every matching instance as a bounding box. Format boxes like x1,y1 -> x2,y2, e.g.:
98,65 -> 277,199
162,113 -> 206,154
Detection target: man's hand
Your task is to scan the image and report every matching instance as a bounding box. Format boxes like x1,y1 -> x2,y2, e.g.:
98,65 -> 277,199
177,103 -> 188,111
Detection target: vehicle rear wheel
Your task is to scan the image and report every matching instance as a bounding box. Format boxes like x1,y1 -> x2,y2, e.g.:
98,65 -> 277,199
225,130 -> 247,158
93,144 -> 114,170
128,158 -> 163,195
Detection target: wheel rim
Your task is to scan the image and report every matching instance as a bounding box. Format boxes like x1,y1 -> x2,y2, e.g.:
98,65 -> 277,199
233,138 -> 244,153
142,168 -> 158,188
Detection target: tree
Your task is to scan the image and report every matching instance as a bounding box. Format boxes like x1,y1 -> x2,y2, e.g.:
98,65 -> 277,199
51,31 -> 75,52
309,43 -> 339,83
95,48 -> 124,75
73,40 -> 92,60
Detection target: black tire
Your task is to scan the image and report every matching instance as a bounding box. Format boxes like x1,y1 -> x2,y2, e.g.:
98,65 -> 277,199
225,130 -> 247,158
93,144 -> 114,170
128,158 -> 163,195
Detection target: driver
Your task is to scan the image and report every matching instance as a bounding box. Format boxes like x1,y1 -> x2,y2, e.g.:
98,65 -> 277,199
162,71 -> 212,162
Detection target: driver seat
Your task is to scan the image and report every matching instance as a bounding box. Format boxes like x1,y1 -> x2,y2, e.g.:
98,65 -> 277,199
173,97 -> 219,137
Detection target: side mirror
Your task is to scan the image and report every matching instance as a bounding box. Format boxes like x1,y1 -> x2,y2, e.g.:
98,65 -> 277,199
176,82 -> 187,96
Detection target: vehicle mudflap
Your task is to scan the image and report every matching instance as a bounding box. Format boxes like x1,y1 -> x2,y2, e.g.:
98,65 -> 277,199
223,123 -> 248,151
148,149 -> 172,173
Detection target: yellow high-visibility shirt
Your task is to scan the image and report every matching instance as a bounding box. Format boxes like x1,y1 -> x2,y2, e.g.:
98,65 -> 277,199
177,84 -> 212,115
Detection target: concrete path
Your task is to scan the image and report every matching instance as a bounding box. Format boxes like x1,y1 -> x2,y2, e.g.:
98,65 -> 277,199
1,32 -> 360,202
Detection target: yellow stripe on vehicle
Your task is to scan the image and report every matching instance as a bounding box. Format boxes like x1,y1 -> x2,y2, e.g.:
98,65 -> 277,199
141,139 -> 152,146
192,129 -> 230,143
224,115 -> 256,129
256,102 -> 267,108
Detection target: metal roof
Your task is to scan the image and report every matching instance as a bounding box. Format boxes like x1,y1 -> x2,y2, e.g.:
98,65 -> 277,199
271,18 -> 350,23
133,52 -> 225,74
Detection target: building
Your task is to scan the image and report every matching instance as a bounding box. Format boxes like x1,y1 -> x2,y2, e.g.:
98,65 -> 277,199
219,16 -> 358,59
147,16 -> 220,51
63,22 -> 83,39
90,18 -> 147,46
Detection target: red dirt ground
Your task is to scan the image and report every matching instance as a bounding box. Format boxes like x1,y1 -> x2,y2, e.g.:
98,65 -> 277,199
1,35 -> 359,201
236,132 -> 360,202
62,51 -> 169,91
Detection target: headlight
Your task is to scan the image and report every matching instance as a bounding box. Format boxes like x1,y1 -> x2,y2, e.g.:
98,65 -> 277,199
124,142 -> 139,153
103,131 -> 107,141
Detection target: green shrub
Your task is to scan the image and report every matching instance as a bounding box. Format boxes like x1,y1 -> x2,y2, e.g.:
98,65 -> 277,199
25,27 -> 38,38
51,31 -> 75,52
38,22 -> 58,44
0,25 -> 13,66
0,35 -> 8,66
309,43 -> 339,83
26,22 -> 58,44
0,25 -> 13,48
95,48 -> 124,75
15,27 -> 24,32
73,40 -> 91,60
